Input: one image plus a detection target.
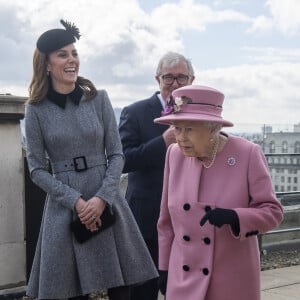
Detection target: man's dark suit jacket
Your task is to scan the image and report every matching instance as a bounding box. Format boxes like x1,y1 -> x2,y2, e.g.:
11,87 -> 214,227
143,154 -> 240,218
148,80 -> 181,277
119,92 -> 169,240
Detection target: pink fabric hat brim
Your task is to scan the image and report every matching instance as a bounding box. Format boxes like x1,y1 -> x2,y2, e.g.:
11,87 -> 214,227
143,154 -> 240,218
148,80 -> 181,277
154,113 -> 233,127
154,84 -> 233,127
154,103 -> 233,127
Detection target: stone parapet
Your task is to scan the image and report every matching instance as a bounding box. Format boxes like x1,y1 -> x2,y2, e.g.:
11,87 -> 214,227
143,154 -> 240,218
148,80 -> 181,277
0,95 -> 26,121
0,95 -> 26,289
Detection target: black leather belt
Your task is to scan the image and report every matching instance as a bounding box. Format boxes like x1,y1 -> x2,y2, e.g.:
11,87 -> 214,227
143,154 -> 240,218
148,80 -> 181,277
51,155 -> 107,173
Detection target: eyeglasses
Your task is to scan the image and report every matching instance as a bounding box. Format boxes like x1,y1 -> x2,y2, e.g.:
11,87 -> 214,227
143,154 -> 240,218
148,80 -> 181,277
161,73 -> 190,85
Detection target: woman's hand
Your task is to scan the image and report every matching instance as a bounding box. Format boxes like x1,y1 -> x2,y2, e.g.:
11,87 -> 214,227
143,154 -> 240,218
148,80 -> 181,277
200,208 -> 240,235
75,197 -> 88,214
78,196 -> 106,231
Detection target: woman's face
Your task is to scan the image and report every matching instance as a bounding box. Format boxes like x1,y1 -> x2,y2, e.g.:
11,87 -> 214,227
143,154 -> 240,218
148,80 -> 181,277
173,120 -> 216,158
47,43 -> 79,92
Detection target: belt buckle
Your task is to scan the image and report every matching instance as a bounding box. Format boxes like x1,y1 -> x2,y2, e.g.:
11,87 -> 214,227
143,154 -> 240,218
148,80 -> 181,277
73,156 -> 87,172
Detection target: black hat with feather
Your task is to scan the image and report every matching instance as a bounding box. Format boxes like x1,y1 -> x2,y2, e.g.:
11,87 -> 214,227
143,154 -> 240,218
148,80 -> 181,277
36,19 -> 80,54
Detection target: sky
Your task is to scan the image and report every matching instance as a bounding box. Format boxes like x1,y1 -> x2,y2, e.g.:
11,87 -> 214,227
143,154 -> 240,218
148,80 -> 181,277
1,0 -> 300,132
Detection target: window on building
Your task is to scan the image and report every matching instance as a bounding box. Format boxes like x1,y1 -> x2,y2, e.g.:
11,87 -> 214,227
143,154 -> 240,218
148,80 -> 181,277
282,141 -> 288,153
294,177 -> 298,184
295,142 -> 300,154
269,141 -> 275,153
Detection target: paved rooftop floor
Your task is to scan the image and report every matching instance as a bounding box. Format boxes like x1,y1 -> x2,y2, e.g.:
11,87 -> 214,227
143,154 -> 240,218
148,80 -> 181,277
261,265 -> 300,299
1,265 -> 299,300
158,264 -> 300,300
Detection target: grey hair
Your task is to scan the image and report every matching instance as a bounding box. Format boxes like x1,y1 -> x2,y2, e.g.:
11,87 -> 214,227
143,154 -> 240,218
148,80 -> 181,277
171,121 -> 223,131
156,51 -> 194,76
203,122 -> 223,132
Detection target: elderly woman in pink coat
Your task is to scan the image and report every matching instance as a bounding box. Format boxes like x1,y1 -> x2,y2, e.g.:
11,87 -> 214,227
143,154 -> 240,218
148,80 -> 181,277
154,85 -> 283,300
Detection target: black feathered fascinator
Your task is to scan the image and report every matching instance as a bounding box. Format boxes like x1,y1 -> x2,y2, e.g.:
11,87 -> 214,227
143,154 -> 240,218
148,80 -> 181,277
36,19 -> 81,54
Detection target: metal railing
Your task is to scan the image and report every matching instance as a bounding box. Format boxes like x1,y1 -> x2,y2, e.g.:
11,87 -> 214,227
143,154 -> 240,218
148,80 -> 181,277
263,191 -> 300,239
259,189 -> 300,255
260,147 -> 300,252
263,152 -> 300,248
265,227 -> 300,235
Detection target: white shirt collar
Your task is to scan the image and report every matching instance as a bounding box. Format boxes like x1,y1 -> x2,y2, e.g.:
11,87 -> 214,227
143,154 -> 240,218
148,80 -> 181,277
157,93 -> 165,109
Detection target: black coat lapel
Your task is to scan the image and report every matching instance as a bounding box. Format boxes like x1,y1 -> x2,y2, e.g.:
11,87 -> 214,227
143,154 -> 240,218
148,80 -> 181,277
148,92 -> 168,133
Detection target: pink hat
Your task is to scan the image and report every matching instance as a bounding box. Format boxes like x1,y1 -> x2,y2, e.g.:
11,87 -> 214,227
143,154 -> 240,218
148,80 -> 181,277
154,85 -> 233,127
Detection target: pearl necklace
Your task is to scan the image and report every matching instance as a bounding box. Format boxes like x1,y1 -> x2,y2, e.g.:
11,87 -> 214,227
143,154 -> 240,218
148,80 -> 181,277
201,135 -> 220,169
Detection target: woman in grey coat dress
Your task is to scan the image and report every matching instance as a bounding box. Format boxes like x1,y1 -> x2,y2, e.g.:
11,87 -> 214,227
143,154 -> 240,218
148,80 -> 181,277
25,20 -> 158,300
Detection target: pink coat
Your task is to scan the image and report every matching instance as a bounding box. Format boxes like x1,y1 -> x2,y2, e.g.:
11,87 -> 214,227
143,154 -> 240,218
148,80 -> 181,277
158,134 -> 283,300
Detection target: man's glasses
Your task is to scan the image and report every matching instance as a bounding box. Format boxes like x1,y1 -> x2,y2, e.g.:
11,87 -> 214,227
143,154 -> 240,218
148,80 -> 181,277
161,74 -> 190,85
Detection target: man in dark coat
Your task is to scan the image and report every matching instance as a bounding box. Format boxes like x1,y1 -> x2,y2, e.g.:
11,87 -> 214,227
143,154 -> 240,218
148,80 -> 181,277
119,52 -> 195,300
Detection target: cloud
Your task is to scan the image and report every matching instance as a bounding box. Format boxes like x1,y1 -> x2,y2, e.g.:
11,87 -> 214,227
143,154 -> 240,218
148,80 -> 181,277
247,15 -> 274,33
242,47 -> 300,63
197,62 -> 300,126
0,0 -> 252,92
249,0 -> 300,36
150,0 -> 250,30
101,60 -> 300,130
0,0 -> 299,132
267,0 -> 300,35
0,3 -> 33,84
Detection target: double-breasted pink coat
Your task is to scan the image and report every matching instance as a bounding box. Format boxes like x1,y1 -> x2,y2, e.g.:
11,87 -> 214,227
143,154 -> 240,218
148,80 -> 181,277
158,134 -> 283,300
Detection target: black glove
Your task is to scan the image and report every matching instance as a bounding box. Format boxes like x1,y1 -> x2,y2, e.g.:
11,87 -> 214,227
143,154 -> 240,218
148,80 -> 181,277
200,208 -> 240,235
158,270 -> 168,295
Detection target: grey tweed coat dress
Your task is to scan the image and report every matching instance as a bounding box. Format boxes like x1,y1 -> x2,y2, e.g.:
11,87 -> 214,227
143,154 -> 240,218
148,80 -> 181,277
25,89 -> 158,299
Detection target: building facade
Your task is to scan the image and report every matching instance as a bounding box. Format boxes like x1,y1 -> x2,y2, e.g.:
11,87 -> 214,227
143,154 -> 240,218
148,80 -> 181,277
263,126 -> 300,193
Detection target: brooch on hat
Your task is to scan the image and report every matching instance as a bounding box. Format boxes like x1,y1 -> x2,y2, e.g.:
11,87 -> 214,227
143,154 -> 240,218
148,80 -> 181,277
162,95 -> 192,116
227,157 -> 236,166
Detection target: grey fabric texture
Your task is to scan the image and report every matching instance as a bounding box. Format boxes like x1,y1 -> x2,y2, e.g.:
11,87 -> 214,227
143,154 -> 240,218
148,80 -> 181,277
25,90 -> 158,299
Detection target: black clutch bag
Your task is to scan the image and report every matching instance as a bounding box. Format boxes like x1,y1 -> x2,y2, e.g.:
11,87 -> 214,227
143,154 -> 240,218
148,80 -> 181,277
70,206 -> 116,243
